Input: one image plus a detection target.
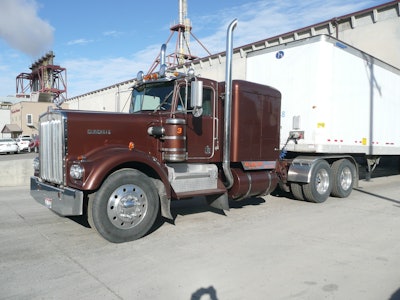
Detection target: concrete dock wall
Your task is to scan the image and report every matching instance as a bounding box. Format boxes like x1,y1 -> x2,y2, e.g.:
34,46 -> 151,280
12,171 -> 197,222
0,157 -> 32,187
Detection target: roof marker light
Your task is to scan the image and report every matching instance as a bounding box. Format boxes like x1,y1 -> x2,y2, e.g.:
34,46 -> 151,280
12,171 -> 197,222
137,71 -> 144,81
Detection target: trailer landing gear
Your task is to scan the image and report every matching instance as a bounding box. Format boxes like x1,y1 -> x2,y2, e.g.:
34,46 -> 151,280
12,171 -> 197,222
365,156 -> 380,181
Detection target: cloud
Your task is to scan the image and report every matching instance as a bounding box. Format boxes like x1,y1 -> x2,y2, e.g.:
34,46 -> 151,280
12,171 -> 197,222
67,38 -> 94,46
64,0 -> 380,97
103,30 -> 123,37
191,0 -> 377,54
63,43 -> 164,97
66,32 -> 121,48
0,0 -> 54,57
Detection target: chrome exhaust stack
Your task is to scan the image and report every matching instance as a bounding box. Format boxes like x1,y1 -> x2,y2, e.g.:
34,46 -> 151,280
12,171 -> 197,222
222,19 -> 237,189
160,44 -> 166,66
159,44 -> 167,77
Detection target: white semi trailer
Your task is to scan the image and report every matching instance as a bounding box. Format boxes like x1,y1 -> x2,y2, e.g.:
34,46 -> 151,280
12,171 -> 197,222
247,35 -> 400,178
245,34 -> 399,201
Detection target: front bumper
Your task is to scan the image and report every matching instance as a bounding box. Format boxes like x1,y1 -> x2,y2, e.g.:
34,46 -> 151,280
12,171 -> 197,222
30,176 -> 83,216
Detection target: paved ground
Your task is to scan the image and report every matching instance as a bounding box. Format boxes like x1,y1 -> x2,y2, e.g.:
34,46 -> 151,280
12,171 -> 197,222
0,151 -> 36,161
1,172 -> 400,300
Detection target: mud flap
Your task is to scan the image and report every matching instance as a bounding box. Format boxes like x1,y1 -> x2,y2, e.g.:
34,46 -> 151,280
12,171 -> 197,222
151,178 -> 173,220
206,193 -> 229,211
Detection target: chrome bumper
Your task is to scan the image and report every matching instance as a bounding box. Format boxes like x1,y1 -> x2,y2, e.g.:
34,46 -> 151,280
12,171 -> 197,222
30,176 -> 83,216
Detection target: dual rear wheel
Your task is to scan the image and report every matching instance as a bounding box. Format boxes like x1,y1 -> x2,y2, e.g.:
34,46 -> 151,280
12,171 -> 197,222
290,159 -> 356,203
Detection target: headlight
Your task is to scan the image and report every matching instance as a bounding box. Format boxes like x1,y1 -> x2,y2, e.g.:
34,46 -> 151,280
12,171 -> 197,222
32,157 -> 40,171
70,164 -> 84,180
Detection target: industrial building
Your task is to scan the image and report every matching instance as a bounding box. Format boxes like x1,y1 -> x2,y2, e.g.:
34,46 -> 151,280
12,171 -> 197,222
1,51 -> 67,138
1,0 -> 399,138
66,1 -> 400,112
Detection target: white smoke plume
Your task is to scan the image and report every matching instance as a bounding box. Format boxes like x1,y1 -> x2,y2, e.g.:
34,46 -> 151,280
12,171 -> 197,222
0,0 -> 54,57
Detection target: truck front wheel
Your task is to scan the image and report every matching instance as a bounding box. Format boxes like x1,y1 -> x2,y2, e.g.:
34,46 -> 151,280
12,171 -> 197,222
302,160 -> 332,203
88,169 -> 160,243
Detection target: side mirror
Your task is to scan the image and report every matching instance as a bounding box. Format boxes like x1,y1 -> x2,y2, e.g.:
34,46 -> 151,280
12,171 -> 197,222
191,80 -> 203,117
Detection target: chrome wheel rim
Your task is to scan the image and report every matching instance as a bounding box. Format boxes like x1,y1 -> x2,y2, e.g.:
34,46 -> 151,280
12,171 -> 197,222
107,184 -> 148,229
340,167 -> 352,191
315,168 -> 330,195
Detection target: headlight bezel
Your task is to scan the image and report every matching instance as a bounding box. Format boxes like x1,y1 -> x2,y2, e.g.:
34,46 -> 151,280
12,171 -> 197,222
69,164 -> 85,180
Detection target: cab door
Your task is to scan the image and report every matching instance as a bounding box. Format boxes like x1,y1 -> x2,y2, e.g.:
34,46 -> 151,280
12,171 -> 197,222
181,80 -> 219,161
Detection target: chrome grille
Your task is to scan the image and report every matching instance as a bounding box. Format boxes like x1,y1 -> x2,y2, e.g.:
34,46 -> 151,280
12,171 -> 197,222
39,112 -> 66,184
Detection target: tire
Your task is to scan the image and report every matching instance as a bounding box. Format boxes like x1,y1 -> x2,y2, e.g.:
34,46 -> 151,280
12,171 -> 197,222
290,183 -> 305,201
88,169 -> 160,243
331,159 -> 355,198
303,160 -> 332,203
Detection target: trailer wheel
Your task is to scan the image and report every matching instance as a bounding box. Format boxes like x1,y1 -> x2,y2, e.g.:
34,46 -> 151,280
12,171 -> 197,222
290,183 -> 305,201
303,160 -> 332,203
331,159 -> 355,198
88,169 -> 159,243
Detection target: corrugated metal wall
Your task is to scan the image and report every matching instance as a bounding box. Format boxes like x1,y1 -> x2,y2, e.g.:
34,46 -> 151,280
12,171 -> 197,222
66,2 -> 400,112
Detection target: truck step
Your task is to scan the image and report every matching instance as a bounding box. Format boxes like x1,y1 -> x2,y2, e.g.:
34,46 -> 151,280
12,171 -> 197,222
166,163 -> 218,193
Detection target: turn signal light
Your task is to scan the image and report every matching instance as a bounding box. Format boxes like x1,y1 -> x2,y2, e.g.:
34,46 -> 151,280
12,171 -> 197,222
143,73 -> 159,81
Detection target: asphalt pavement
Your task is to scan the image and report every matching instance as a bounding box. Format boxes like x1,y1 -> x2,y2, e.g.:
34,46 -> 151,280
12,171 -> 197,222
1,173 -> 400,300
0,151 -> 37,161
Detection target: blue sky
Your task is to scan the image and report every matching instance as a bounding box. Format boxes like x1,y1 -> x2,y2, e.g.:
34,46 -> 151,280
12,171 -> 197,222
0,0 -> 389,98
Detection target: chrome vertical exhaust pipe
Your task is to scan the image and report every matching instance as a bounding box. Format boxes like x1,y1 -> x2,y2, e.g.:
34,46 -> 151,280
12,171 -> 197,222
223,19 -> 237,189
160,44 -> 166,66
159,44 -> 167,76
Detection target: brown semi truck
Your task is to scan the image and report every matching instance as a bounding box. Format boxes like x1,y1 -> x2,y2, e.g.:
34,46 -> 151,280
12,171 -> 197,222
31,20 -> 358,242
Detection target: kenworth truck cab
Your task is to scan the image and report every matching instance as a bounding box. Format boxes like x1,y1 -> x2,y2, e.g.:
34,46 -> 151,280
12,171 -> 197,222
30,20 -> 282,242
31,20 -> 359,243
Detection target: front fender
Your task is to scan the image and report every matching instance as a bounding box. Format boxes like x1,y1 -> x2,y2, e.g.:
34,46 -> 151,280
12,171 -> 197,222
69,145 -> 170,196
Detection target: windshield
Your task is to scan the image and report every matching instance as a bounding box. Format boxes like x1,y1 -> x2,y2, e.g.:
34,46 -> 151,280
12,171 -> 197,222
130,82 -> 175,113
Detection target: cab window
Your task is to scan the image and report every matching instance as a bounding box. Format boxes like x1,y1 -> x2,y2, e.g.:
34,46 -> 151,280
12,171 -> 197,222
130,82 -> 174,112
180,85 -> 214,116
